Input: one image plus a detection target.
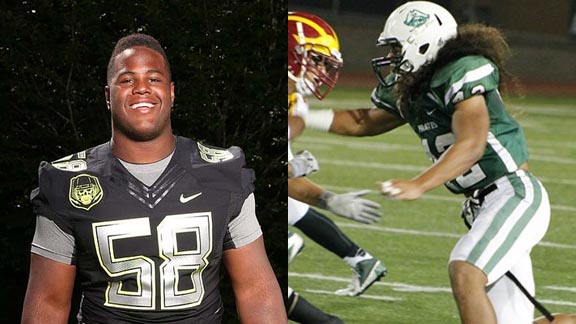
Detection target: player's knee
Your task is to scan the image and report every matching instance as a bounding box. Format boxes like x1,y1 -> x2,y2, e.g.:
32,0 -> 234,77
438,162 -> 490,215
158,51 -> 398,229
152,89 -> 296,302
449,260 -> 487,291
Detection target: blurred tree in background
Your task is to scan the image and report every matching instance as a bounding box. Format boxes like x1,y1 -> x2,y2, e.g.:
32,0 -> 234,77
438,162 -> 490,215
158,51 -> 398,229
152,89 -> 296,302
0,0 -> 287,322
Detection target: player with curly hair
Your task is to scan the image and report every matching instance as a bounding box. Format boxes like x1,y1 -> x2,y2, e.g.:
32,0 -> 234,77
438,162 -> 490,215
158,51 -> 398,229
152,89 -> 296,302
304,2 -> 551,323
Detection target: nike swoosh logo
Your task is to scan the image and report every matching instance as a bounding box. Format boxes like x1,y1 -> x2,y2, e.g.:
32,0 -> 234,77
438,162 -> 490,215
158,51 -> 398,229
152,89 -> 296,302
179,192 -> 202,203
426,109 -> 436,116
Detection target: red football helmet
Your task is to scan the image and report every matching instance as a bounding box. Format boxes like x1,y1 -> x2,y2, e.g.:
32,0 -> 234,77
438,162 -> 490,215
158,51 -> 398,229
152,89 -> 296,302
288,12 -> 343,100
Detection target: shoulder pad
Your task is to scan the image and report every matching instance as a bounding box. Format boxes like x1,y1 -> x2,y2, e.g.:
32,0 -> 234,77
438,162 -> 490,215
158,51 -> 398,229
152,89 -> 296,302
49,143 -> 109,172
431,55 -> 499,107
50,150 -> 89,172
189,141 -> 254,196
197,142 -> 240,164
371,84 -> 401,118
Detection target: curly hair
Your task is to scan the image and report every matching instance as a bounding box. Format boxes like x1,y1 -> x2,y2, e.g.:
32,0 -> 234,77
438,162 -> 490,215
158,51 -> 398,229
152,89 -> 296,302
396,23 -> 518,111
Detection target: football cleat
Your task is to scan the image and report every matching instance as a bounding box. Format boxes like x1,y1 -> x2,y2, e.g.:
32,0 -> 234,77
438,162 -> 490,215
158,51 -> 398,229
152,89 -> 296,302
288,231 -> 305,264
335,258 -> 387,296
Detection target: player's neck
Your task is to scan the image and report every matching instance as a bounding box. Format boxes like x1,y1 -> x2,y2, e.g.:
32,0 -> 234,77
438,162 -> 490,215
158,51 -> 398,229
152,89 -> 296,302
111,132 -> 176,164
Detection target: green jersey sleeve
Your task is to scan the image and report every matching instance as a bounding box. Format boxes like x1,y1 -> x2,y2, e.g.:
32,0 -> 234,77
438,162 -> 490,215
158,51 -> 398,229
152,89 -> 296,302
370,74 -> 402,118
431,55 -> 500,112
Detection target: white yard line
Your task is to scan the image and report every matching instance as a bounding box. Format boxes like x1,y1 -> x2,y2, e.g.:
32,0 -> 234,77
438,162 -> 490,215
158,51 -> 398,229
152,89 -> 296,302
320,183 -> 576,213
290,272 -> 576,307
544,286 -> 576,293
335,222 -> 576,250
296,137 -> 422,153
290,272 -> 451,293
295,136 -> 576,165
304,289 -> 404,301
539,300 -> 576,307
320,159 -> 427,172
336,223 -> 461,239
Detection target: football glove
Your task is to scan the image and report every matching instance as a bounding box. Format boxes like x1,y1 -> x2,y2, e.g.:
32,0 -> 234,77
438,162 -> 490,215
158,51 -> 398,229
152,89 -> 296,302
289,150 -> 319,178
317,190 -> 382,224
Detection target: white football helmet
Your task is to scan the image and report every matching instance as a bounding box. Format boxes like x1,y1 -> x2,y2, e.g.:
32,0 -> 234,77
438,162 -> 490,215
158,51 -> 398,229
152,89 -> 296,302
372,1 -> 457,86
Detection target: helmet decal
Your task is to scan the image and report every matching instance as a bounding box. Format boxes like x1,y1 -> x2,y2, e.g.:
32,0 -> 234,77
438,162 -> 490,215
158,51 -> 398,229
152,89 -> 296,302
404,10 -> 430,28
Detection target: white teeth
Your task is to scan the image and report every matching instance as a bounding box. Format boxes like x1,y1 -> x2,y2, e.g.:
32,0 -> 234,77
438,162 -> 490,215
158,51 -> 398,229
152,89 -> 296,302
131,102 -> 154,109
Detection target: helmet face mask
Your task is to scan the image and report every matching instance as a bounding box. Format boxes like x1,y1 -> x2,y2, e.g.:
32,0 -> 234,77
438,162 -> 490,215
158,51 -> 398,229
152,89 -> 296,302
371,40 -> 405,88
371,1 -> 457,87
288,12 -> 343,100
299,47 -> 342,99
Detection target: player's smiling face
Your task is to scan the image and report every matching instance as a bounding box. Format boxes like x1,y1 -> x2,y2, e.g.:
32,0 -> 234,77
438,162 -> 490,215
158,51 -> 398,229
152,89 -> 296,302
106,46 -> 175,142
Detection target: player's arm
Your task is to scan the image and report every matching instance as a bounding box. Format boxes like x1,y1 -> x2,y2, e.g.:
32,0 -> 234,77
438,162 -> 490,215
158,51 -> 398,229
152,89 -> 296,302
21,254 -> 76,324
289,116 -> 306,141
381,95 -> 489,200
288,176 -> 324,206
223,237 -> 287,323
289,177 -> 381,224
306,107 -> 405,136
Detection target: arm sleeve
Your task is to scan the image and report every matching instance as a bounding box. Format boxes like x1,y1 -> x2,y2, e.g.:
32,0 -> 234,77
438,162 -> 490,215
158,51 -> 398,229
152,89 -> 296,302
31,215 -> 76,265
370,77 -> 402,119
223,193 -> 262,250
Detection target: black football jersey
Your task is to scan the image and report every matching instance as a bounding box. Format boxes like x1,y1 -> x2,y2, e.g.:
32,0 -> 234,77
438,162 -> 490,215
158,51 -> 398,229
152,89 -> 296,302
30,136 -> 256,323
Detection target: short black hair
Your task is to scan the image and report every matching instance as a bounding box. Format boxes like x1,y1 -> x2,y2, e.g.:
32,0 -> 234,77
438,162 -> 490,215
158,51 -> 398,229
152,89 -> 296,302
107,33 -> 171,83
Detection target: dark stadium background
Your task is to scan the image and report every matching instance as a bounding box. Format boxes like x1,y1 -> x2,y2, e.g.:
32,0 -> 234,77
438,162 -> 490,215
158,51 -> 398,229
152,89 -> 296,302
290,0 -> 576,96
0,1 -> 286,322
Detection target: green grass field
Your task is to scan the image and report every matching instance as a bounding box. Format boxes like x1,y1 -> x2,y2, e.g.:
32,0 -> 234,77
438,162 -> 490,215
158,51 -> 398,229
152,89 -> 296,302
289,87 -> 576,323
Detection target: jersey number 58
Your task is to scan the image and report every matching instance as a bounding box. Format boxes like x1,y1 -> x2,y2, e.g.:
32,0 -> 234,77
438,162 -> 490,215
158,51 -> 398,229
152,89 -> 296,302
92,213 -> 212,310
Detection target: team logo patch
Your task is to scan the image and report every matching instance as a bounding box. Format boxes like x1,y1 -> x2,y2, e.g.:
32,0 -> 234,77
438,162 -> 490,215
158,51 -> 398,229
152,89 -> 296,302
197,143 -> 234,163
69,174 -> 103,210
404,9 -> 429,28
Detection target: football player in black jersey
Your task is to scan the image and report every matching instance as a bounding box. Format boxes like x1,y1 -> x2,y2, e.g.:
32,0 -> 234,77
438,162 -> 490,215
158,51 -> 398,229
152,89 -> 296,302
21,33 -> 286,324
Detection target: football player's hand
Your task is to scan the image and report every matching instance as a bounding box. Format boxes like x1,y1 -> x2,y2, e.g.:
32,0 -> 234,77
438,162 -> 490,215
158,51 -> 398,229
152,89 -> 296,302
318,190 -> 382,224
289,150 -> 319,178
378,179 -> 425,200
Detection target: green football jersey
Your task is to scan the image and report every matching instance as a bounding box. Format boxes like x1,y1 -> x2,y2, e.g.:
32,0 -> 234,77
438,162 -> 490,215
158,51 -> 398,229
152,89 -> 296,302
371,55 -> 528,194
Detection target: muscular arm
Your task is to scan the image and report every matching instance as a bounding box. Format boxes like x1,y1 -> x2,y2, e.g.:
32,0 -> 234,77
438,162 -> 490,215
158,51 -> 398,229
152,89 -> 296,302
223,237 -> 287,323
383,95 -> 489,199
330,107 -> 405,136
414,95 -> 489,190
288,176 -> 324,206
289,116 -> 306,141
21,254 -> 76,324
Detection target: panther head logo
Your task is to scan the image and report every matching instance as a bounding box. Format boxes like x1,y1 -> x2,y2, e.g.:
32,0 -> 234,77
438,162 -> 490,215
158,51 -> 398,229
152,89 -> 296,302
404,9 -> 430,28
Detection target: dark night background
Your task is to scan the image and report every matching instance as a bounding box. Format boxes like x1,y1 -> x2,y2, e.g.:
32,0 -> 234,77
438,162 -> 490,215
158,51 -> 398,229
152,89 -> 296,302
0,0 -> 287,322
